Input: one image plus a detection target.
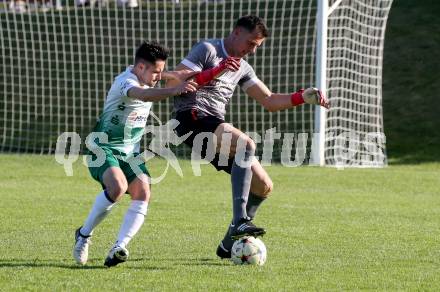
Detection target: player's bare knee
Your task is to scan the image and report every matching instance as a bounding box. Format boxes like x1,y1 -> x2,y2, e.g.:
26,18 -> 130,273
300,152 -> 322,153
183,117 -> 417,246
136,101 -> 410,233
107,181 -> 128,201
127,175 -> 151,202
142,192 -> 150,202
263,179 -> 274,197
131,189 -> 150,202
261,179 -> 273,198
254,178 -> 273,198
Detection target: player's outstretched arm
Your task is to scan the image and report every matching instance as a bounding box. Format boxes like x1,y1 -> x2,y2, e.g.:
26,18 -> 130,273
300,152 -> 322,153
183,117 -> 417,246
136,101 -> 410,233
193,57 -> 240,86
165,57 -> 240,89
245,80 -> 330,112
127,80 -> 198,102
161,70 -> 199,83
165,64 -> 194,88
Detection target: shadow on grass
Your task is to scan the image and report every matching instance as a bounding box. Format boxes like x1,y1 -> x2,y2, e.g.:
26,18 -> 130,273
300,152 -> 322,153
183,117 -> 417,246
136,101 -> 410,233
129,257 -> 230,267
179,258 -> 229,267
0,259 -> 106,270
0,257 -> 228,270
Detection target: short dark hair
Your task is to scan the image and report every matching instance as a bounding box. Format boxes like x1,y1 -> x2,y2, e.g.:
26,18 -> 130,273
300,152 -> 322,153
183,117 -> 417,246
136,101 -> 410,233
134,41 -> 170,64
235,15 -> 269,37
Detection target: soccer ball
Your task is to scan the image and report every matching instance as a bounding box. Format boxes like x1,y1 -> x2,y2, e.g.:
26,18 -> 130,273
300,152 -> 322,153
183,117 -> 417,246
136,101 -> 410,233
231,236 -> 267,266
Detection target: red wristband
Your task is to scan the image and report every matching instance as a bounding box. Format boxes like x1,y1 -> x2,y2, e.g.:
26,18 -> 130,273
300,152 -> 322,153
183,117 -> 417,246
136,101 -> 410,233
194,63 -> 226,86
291,89 -> 305,106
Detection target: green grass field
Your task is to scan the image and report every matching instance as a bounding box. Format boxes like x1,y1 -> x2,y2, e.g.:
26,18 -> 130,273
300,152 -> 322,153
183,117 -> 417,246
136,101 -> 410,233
1,155 -> 439,290
1,1 -> 439,290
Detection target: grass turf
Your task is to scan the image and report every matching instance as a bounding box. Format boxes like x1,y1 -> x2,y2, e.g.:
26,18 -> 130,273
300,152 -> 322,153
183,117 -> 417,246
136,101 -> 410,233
0,155 -> 439,290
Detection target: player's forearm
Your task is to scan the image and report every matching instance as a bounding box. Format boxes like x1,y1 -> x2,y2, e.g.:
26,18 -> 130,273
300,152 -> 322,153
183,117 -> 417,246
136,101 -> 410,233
248,83 -> 329,112
263,89 -> 329,111
128,87 -> 179,102
164,65 -> 196,88
194,57 -> 240,86
162,70 -> 198,83
261,93 -> 296,112
246,81 -> 306,112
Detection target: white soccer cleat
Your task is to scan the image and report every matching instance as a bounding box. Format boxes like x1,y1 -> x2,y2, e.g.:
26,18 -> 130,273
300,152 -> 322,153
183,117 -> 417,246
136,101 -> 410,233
73,227 -> 91,265
104,245 -> 129,267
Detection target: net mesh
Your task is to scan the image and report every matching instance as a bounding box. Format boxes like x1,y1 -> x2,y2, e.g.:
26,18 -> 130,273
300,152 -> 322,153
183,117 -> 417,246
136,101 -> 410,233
0,0 -> 392,166
325,0 -> 391,166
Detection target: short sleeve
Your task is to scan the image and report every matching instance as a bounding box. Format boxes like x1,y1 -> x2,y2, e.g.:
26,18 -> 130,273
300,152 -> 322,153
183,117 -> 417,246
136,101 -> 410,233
119,76 -> 140,97
238,62 -> 259,91
181,41 -> 214,72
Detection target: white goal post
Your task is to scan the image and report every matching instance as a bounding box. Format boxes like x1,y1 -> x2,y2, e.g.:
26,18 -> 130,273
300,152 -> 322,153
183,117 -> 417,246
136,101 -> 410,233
313,0 -> 392,167
0,0 -> 393,167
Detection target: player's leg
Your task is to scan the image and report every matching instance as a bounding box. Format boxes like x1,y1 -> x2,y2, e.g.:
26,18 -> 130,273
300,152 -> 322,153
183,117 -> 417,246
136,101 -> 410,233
104,161 -> 150,267
81,167 -> 128,235
213,123 -> 266,239
114,176 -> 149,249
248,161 -> 273,219
216,160 -> 273,258
74,166 -> 128,265
175,112 -> 266,253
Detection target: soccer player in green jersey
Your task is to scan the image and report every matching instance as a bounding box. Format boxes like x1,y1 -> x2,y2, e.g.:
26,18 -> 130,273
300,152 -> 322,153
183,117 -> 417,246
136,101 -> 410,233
73,41 -> 198,267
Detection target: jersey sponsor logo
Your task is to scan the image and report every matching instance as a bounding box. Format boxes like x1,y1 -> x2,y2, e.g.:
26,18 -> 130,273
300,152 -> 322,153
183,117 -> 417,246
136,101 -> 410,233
127,110 -> 148,127
133,116 -> 148,122
127,111 -> 148,122
127,111 -> 138,121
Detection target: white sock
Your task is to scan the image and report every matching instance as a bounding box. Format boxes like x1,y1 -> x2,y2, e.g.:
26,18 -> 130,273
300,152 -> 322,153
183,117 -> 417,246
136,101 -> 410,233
80,190 -> 115,236
115,200 -> 148,249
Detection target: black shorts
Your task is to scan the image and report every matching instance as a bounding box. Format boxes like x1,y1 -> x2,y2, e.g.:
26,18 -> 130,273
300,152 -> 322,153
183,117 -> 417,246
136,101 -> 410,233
174,109 -> 234,174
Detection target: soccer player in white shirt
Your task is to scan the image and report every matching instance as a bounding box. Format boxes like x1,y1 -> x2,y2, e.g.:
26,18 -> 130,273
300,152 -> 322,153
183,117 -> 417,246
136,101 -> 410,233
73,41 -> 198,267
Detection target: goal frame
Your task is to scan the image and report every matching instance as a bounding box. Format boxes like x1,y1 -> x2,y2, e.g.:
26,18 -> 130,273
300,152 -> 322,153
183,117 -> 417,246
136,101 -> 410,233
313,0 -> 389,167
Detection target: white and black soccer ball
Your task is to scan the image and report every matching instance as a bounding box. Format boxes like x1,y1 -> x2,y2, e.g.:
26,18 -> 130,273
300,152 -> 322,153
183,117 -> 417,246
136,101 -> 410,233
231,236 -> 267,266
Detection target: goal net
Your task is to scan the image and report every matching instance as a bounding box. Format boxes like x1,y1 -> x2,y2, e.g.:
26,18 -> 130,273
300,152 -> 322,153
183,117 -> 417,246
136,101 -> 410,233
0,0 -> 392,167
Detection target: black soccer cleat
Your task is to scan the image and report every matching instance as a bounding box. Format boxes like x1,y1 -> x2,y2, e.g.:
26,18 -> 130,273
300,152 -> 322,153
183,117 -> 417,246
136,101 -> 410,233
216,242 -> 232,259
230,218 -> 266,240
104,246 -> 129,267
